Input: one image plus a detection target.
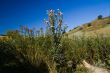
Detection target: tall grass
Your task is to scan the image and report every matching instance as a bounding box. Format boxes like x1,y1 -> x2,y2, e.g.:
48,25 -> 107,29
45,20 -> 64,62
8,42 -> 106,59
0,9 -> 110,73
62,34 -> 110,71
1,30 -> 110,73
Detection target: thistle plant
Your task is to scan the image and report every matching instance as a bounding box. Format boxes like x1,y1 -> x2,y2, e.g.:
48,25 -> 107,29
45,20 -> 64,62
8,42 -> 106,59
44,9 -> 67,48
44,9 -> 67,72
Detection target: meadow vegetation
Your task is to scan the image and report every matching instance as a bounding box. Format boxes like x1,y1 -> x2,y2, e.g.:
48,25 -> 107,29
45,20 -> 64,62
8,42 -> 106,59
0,10 -> 110,73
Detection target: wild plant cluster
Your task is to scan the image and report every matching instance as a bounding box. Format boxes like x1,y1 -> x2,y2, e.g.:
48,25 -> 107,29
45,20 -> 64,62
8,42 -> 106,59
0,9 -> 110,73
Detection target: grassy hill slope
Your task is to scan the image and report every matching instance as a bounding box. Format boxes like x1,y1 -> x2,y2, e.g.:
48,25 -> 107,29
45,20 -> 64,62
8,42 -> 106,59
67,16 -> 110,38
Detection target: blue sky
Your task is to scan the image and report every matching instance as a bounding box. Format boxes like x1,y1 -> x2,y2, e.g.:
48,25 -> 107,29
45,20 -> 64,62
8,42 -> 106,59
0,0 -> 110,34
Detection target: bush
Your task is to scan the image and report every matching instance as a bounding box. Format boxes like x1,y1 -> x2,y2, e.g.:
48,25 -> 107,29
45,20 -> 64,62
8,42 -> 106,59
87,23 -> 92,27
97,15 -> 103,19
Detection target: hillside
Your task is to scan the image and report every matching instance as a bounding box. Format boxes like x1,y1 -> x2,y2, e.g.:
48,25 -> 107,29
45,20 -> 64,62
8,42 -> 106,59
67,16 -> 110,38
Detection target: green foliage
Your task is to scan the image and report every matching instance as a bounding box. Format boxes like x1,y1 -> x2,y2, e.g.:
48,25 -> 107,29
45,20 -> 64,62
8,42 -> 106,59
98,15 -> 103,19
61,35 -> 110,70
1,27 -> 110,73
0,36 -> 57,73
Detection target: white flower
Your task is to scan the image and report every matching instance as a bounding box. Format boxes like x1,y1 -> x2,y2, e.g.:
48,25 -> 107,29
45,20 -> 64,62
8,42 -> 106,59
50,9 -> 53,12
45,20 -> 49,23
59,12 -> 63,15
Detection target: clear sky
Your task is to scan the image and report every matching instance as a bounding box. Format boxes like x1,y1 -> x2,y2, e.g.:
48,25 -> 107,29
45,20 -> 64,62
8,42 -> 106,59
0,0 -> 110,34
